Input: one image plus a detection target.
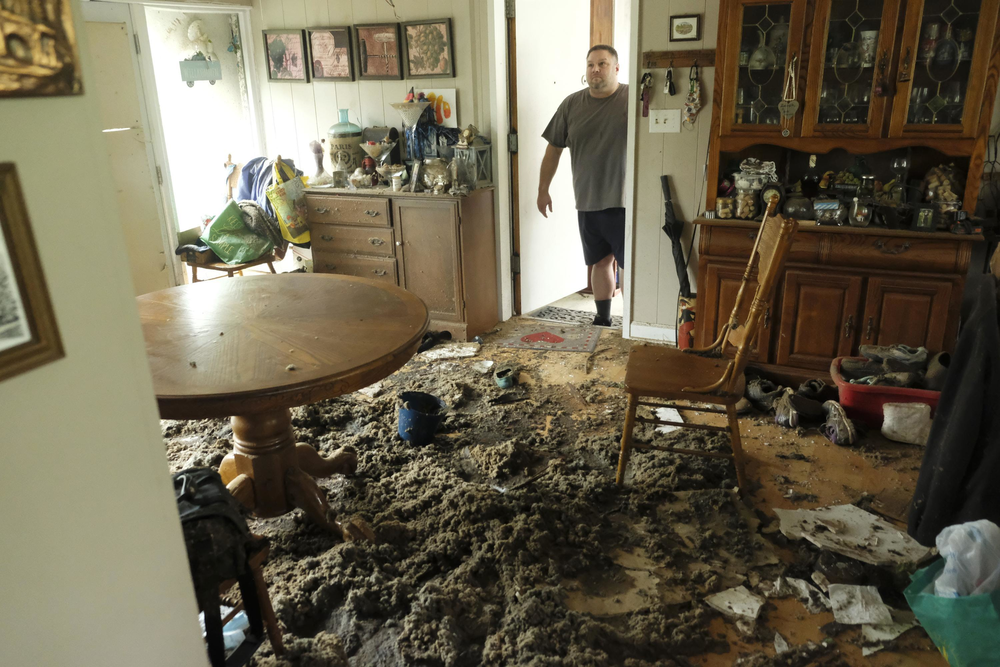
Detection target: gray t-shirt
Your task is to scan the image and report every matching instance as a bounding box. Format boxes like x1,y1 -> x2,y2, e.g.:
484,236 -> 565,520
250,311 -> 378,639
542,84 -> 629,212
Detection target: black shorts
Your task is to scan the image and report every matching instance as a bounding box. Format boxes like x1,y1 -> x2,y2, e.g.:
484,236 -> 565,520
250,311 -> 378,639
578,207 -> 625,267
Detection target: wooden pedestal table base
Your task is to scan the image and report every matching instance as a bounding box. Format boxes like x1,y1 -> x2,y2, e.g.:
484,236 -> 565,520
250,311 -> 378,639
138,274 -> 429,540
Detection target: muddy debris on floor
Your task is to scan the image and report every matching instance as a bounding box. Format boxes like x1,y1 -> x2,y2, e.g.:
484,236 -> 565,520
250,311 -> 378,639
161,329 -> 933,666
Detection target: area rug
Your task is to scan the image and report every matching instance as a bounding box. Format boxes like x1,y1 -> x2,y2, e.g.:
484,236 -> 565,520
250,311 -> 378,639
524,304 -> 623,328
495,324 -> 602,353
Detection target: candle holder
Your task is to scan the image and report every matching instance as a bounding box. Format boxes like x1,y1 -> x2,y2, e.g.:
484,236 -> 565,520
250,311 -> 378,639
391,101 -> 432,161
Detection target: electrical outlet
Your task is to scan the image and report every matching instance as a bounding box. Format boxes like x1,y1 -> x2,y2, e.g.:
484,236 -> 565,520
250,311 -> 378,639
649,109 -> 680,133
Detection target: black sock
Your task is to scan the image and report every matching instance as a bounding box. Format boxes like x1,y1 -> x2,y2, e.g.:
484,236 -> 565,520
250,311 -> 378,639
596,299 -> 611,320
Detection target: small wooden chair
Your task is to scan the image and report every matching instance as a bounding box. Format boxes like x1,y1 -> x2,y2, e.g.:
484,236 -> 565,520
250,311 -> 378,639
616,197 -> 797,492
216,540 -> 284,660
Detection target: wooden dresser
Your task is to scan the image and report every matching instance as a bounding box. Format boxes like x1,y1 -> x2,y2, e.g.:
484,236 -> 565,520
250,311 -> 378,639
302,187 -> 498,341
693,218 -> 980,382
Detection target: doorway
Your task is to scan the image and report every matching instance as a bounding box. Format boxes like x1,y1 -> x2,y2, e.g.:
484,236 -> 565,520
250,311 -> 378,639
510,0 -> 630,324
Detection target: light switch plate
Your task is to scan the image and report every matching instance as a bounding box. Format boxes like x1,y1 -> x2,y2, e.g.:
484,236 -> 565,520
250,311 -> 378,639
649,109 -> 681,133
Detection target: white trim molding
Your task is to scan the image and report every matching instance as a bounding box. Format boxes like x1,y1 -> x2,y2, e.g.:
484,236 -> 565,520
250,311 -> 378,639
628,322 -> 676,345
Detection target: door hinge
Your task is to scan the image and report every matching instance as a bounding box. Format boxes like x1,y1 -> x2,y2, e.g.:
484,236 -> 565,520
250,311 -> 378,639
511,253 -> 521,274
505,0 -> 515,19
134,33 -> 141,55
508,132 -> 518,154
156,166 -> 163,186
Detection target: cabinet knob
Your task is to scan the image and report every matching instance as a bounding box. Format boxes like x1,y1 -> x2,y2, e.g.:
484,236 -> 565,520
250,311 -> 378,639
364,209 -> 380,217
873,240 -> 911,255
315,207 -> 330,214
321,234 -> 333,242
843,315 -> 855,339
865,316 -> 874,340
372,269 -> 387,276
369,237 -> 385,246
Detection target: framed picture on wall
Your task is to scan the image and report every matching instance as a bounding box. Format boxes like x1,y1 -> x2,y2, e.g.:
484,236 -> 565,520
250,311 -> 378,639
307,26 -> 355,81
669,14 -> 702,42
263,29 -> 309,82
354,23 -> 403,80
402,18 -> 455,79
0,164 -> 63,383
0,0 -> 83,98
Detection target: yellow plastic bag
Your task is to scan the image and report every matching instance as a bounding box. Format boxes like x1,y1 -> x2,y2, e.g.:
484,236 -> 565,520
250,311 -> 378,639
265,157 -> 311,245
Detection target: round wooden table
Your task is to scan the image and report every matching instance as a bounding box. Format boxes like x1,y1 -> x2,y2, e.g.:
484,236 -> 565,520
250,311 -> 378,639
138,274 -> 429,539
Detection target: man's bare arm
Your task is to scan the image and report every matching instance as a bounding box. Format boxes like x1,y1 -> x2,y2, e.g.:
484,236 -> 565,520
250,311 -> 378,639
537,144 -> 564,218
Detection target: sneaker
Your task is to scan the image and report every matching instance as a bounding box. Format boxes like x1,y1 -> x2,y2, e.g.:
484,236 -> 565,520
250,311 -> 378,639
746,378 -> 784,411
775,388 -> 826,427
858,344 -> 928,372
870,372 -> 923,388
821,401 -> 856,446
592,315 -> 614,327
839,358 -> 885,381
796,379 -> 827,400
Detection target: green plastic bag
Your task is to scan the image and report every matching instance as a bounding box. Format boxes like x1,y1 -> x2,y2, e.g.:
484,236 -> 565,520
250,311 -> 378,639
905,559 -> 1000,666
200,200 -> 273,265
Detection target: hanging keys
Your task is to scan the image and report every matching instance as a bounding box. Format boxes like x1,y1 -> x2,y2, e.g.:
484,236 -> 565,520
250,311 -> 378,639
664,64 -> 676,97
640,72 -> 653,117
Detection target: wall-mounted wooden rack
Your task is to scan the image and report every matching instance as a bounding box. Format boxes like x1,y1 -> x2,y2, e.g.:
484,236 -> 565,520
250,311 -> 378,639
642,49 -> 716,69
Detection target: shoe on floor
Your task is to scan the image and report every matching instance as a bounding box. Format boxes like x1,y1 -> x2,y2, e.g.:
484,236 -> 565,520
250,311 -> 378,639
592,315 -> 614,327
858,344 -> 928,372
735,397 -> 753,415
796,379 -> 827,400
821,400 -> 856,446
775,388 -> 826,428
746,378 -> 784,411
839,358 -> 885,381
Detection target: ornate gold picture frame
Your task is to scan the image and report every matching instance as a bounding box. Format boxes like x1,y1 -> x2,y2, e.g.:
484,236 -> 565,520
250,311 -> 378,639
0,163 -> 63,382
0,0 -> 83,97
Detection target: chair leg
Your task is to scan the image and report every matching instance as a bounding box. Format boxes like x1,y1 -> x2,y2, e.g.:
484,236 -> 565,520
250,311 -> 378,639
267,261 -> 276,274
616,393 -> 638,486
726,403 -> 748,494
191,265 -> 199,283
252,559 -> 284,655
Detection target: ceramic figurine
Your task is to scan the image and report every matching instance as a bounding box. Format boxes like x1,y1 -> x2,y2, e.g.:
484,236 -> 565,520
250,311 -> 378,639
309,139 -> 333,186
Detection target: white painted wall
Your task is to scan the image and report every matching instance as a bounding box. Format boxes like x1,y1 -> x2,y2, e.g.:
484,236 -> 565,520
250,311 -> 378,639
146,7 -> 256,229
631,0 -> 719,334
0,6 -> 208,667
250,0 -> 492,172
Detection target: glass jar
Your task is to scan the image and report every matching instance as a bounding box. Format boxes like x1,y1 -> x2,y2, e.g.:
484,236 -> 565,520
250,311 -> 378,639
716,197 -> 735,219
735,188 -> 758,220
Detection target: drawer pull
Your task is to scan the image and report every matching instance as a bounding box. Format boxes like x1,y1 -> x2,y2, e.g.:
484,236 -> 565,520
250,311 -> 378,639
843,315 -> 854,339
315,207 -> 330,214
873,240 -> 911,254
372,269 -> 387,276
763,306 -> 770,330
865,316 -> 874,340
369,237 -> 385,246
365,209 -> 380,217
321,234 -> 333,242
325,263 -> 336,271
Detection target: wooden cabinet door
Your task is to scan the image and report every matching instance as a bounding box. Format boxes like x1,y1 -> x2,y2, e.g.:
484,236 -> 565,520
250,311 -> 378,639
720,0 -> 808,136
801,0 -> 903,138
860,276 -> 952,351
697,261 -> 773,362
888,0 -> 1000,138
394,198 -> 464,322
775,270 -> 863,371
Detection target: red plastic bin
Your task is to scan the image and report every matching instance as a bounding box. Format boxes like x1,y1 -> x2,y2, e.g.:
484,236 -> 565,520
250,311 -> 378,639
830,357 -> 941,428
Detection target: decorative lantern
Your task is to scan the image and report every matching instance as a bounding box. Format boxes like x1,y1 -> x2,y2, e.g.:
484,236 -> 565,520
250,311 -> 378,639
452,143 -> 493,188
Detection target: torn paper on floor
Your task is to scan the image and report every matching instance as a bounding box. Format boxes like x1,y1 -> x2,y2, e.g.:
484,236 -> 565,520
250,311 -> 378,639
828,584 -> 893,625
357,381 -> 383,398
421,343 -> 480,360
704,586 -> 765,621
773,504 -> 932,567
471,360 -> 495,374
774,632 -> 790,654
861,609 -> 918,656
654,407 -> 684,434
769,576 -> 831,614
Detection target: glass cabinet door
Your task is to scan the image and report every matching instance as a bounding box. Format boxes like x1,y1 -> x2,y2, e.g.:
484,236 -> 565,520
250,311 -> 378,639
722,0 -> 806,134
891,0 -> 1000,136
802,0 -> 901,136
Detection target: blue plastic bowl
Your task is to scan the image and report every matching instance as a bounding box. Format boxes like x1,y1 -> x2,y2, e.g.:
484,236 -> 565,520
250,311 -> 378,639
398,391 -> 447,445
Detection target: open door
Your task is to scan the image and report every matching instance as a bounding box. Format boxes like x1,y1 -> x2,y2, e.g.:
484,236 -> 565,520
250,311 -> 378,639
513,0 -> 591,314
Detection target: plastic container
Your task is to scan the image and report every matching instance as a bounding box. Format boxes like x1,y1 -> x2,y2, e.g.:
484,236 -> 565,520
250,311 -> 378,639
398,391 -> 447,446
830,357 -> 941,428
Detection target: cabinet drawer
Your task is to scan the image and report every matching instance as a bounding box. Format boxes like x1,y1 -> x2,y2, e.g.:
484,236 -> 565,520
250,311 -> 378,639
313,251 -> 397,284
705,226 -> 821,264
824,235 -> 963,273
311,223 -> 395,258
305,195 -> 390,227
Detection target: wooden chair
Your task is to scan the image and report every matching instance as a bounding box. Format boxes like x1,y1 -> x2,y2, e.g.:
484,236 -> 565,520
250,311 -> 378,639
616,197 -> 797,492
215,539 -> 284,660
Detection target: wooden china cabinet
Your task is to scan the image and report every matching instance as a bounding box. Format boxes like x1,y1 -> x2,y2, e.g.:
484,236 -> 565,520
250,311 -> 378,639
693,0 -> 1000,381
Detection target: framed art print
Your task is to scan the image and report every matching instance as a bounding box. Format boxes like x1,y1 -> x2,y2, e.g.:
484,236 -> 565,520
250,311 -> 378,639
0,0 -> 83,98
669,14 -> 702,42
354,23 -> 403,80
402,18 -> 455,79
0,164 -> 63,383
263,29 -> 309,82
307,26 -> 354,81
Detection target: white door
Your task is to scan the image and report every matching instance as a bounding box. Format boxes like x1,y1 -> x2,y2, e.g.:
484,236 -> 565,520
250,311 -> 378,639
515,0 -> 591,313
82,2 -> 176,295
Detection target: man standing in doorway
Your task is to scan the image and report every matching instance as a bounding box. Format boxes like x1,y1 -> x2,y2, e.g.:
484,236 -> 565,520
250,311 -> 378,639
537,44 -> 629,328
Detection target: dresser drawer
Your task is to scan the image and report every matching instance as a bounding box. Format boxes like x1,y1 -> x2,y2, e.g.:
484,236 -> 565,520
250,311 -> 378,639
705,226 -> 821,264
305,195 -> 390,227
313,251 -> 397,284
822,234 -> 964,273
311,223 -> 395,258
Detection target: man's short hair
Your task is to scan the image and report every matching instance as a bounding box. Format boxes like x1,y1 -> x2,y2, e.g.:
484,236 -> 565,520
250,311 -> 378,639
587,44 -> 618,61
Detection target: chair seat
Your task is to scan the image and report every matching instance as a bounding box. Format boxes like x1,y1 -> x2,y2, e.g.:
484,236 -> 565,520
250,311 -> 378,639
624,344 -> 745,404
